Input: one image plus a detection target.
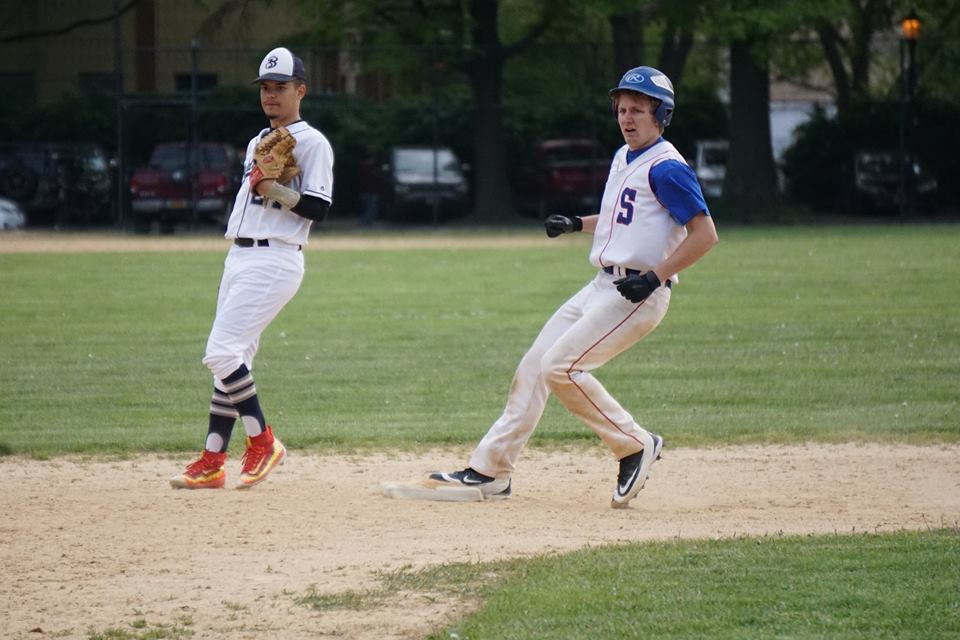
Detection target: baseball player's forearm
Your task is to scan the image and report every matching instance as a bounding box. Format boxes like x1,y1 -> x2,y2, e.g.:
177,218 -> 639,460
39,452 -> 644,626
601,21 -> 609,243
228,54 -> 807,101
253,179 -> 329,222
580,215 -> 599,233
258,180 -> 300,209
653,212 -> 718,282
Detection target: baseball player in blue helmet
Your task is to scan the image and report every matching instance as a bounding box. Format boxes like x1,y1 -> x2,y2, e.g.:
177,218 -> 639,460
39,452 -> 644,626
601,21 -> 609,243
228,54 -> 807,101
610,65 -> 675,127
430,65 -> 718,508
171,47 -> 335,490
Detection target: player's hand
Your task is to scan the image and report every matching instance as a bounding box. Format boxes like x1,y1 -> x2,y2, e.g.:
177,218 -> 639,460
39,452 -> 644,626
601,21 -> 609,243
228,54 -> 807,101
544,214 -> 583,238
613,271 -> 661,303
253,178 -> 275,198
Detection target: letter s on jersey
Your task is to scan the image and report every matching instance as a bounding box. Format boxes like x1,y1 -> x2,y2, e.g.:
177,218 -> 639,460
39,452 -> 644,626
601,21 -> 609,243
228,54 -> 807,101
616,187 -> 637,225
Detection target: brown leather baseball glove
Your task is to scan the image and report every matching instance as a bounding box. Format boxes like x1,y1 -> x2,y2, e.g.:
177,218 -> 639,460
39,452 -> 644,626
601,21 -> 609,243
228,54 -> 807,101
249,126 -> 297,189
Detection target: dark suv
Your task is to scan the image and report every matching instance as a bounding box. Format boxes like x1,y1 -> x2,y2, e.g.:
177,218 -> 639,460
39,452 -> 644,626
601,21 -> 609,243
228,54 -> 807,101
129,142 -> 243,233
0,142 -> 114,226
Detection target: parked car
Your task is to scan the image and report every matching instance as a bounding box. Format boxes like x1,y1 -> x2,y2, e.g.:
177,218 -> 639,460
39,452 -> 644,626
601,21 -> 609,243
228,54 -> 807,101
0,142 -> 114,226
848,150 -> 938,214
373,145 -> 470,222
691,139 -> 728,199
129,141 -> 243,233
0,196 -> 26,230
513,138 -> 608,216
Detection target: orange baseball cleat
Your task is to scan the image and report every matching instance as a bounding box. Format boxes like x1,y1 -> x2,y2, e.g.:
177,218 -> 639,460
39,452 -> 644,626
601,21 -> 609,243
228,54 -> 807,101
170,450 -> 227,489
236,425 -> 286,489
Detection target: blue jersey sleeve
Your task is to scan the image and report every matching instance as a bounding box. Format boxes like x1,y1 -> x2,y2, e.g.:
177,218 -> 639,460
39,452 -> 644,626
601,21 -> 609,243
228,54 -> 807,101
649,159 -> 710,225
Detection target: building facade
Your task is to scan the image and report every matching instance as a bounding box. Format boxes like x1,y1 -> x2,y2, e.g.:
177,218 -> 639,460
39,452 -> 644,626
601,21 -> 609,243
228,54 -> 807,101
0,0 -> 349,104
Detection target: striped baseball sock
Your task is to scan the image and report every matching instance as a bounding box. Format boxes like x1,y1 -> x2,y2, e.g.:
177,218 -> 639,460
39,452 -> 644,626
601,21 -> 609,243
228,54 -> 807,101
204,385 -> 238,453
221,364 -> 267,437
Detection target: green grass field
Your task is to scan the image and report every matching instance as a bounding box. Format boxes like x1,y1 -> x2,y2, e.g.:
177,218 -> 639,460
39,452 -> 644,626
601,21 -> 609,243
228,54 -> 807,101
420,529 -> 960,639
3,225 -> 959,639
1,225 -> 957,456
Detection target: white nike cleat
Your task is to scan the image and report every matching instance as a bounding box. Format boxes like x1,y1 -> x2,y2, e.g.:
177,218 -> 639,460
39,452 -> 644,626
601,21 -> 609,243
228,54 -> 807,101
428,467 -> 512,499
611,432 -> 663,509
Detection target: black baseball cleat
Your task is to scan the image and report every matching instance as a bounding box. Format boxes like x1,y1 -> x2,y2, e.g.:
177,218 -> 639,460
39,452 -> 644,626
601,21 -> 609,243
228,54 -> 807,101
611,432 -> 663,509
429,467 -> 512,499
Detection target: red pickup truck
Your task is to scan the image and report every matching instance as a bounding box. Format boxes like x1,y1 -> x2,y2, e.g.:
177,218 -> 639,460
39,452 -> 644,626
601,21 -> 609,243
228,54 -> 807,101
129,142 -> 243,233
513,138 -> 609,217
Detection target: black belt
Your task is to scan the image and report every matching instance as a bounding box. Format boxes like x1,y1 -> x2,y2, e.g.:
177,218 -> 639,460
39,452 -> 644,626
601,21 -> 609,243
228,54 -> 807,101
235,238 -> 270,247
603,265 -> 672,288
234,238 -> 302,251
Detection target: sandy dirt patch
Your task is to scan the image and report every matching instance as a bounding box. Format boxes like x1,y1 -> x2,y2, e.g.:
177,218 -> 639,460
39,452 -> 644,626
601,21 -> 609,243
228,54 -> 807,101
2,444 -> 958,639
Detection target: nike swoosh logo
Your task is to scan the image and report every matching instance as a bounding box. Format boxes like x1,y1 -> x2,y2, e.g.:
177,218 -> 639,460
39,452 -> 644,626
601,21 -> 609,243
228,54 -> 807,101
617,465 -> 641,497
461,476 -> 484,485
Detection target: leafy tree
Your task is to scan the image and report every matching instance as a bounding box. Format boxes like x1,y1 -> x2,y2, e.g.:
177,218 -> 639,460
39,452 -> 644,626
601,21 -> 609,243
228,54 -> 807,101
290,0 -> 577,219
813,0 -> 896,117
602,1 -> 711,101
700,2 -> 789,210
776,1 -> 960,212
770,1 -> 960,116
464,0 -> 558,217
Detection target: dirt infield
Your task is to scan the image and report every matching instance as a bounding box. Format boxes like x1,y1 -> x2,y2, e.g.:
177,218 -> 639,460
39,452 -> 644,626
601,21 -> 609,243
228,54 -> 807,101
3,444 -> 958,639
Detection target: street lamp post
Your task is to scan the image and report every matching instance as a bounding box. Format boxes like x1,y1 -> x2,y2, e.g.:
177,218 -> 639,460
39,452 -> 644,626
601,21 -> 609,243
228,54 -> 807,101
898,9 -> 921,219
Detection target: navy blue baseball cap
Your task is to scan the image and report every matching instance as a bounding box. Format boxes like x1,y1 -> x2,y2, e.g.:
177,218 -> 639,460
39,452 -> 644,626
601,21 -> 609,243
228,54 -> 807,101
255,47 -> 307,82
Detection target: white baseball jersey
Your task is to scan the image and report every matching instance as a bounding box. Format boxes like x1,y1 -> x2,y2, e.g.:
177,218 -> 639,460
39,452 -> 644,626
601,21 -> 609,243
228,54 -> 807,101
225,120 -> 334,246
590,140 -> 689,281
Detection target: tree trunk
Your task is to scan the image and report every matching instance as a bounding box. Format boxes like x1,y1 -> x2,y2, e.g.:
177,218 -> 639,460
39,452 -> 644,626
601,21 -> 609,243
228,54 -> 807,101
468,55 -> 514,219
816,22 -> 851,119
466,0 -> 514,219
724,39 -> 780,209
609,11 -> 646,76
657,23 -> 693,89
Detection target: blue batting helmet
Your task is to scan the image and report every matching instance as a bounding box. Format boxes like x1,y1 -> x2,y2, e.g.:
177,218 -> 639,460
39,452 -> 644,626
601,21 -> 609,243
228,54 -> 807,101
609,66 -> 675,127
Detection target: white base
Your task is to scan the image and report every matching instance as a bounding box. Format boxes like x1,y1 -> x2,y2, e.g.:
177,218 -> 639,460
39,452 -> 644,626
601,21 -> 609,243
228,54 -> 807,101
381,481 -> 483,502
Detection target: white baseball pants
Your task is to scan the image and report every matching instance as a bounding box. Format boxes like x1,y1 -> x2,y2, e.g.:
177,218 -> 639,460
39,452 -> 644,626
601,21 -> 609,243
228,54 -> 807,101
468,270 -> 670,478
203,245 -> 304,382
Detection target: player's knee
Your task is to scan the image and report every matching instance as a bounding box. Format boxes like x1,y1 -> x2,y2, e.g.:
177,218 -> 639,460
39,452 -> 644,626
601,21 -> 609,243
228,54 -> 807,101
540,353 -> 573,391
202,352 -> 243,381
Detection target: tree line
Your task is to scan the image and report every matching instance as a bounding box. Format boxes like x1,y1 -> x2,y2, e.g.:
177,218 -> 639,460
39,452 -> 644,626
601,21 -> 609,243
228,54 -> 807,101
4,0 -> 960,219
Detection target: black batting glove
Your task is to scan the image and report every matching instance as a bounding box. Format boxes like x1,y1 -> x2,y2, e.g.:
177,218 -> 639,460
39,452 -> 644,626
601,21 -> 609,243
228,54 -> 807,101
613,271 -> 661,303
544,214 -> 583,238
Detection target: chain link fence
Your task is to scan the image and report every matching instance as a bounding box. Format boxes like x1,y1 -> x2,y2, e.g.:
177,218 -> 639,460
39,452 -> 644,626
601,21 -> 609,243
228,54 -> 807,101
3,39 -> 731,230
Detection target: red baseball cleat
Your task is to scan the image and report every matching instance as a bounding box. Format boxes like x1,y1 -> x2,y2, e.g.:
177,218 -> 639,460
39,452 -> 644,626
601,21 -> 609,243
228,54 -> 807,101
170,450 -> 227,489
236,425 -> 286,489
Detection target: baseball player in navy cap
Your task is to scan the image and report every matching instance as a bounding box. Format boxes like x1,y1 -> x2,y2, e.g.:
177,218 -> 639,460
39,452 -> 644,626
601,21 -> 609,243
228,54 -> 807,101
171,47 -> 334,489
430,66 -> 718,508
